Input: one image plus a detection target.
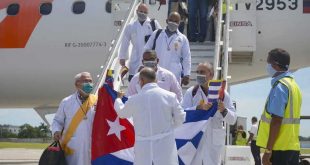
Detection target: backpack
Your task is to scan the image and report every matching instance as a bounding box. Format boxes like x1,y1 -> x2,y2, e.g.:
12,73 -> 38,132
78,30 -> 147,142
145,19 -> 159,43
152,29 -> 163,50
192,85 -> 208,97
150,19 -> 157,31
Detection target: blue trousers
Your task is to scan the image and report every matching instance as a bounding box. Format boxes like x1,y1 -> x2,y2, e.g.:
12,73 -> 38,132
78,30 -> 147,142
188,0 -> 208,41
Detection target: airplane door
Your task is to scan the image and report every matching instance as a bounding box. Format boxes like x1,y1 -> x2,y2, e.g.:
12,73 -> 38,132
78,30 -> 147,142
230,0 -> 257,52
111,0 -> 133,27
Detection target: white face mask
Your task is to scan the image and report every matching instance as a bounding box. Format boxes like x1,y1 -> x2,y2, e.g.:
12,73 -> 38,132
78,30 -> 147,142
137,11 -> 147,22
167,21 -> 179,32
266,64 -> 277,77
143,60 -> 157,68
196,74 -> 207,85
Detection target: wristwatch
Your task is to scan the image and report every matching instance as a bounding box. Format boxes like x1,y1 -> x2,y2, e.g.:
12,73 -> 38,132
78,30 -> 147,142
265,148 -> 272,154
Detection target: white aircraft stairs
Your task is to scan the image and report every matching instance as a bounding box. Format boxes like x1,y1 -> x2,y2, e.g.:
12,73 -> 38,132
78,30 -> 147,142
93,0 -> 232,95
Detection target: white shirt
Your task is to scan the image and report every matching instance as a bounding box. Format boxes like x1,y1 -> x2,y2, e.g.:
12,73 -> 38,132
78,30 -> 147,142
115,83 -> 185,137
250,123 -> 258,140
144,29 -> 191,82
118,18 -> 161,75
182,85 -> 237,165
52,92 -> 96,165
114,83 -> 185,165
126,66 -> 183,102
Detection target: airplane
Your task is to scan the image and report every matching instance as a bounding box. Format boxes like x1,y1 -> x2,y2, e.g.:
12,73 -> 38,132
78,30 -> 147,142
0,0 -> 309,123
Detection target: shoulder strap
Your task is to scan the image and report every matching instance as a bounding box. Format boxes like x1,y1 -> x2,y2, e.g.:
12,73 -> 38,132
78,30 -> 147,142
192,85 -> 200,97
61,94 -> 97,155
152,29 -> 162,50
192,85 -> 209,98
150,18 -> 156,31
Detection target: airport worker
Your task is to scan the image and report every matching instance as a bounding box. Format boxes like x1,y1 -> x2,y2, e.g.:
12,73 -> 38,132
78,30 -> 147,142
182,62 -> 237,165
126,50 -> 183,102
235,125 -> 247,146
246,117 -> 261,165
52,72 -> 97,165
256,48 -> 302,165
118,3 -> 161,82
144,12 -> 191,85
114,67 -> 186,165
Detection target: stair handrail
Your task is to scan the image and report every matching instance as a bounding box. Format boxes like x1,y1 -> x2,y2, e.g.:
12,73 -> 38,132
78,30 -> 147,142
213,0 -> 231,81
213,0 -> 223,80
93,0 -> 140,94
223,0 -> 231,80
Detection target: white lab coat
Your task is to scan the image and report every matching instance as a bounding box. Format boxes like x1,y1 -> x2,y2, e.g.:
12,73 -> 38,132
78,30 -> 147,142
126,66 -> 183,102
118,18 -> 161,75
144,29 -> 191,82
182,86 -> 237,165
114,83 -> 186,165
52,92 -> 96,165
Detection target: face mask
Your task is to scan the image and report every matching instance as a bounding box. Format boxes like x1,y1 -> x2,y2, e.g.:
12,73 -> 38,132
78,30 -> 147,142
137,11 -> 147,22
266,64 -> 277,77
167,21 -> 179,32
196,74 -> 207,85
82,82 -> 93,94
143,60 -> 157,68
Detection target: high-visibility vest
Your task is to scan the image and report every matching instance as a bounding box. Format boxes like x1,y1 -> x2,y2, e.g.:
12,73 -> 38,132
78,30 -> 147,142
256,77 -> 302,151
235,131 -> 247,146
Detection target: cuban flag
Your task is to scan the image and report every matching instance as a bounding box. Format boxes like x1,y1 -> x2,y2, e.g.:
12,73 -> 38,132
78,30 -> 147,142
91,72 -> 135,164
208,80 -> 226,103
304,0 -> 310,13
92,76 -> 220,165
175,107 -> 217,164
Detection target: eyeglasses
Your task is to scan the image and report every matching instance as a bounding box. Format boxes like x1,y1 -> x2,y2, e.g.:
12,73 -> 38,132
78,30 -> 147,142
196,70 -> 206,74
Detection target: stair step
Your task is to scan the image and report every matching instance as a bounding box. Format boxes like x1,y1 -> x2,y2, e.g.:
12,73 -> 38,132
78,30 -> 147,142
118,42 -> 215,95
191,50 -> 214,57
190,42 -> 215,51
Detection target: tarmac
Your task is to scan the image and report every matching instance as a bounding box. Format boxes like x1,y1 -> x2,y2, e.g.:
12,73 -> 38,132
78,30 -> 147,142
0,148 -> 42,165
0,148 -> 309,165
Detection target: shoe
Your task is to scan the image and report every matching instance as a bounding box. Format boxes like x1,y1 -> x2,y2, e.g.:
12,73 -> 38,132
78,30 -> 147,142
198,35 -> 206,43
189,38 -> 197,42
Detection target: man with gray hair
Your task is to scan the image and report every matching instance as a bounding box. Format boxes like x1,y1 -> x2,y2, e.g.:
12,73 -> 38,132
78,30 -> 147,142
52,72 -> 97,165
114,68 -> 185,165
182,62 -> 236,165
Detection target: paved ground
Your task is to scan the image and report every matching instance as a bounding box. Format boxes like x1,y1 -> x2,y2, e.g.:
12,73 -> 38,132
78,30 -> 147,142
0,148 -> 309,165
0,148 -> 42,165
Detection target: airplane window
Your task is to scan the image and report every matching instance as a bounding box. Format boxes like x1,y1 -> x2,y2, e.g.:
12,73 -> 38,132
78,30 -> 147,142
7,3 -> 20,16
72,1 -> 86,14
40,3 -> 52,15
105,1 -> 112,13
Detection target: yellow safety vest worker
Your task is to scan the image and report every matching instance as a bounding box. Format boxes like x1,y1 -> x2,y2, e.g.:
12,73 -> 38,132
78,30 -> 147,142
235,131 -> 247,146
256,77 -> 302,151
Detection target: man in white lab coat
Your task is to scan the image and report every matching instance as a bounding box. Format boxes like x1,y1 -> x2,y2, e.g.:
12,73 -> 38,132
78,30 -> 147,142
52,72 -> 97,165
144,12 -> 191,85
114,68 -> 186,165
126,50 -> 183,102
119,3 -> 161,82
182,63 -> 237,165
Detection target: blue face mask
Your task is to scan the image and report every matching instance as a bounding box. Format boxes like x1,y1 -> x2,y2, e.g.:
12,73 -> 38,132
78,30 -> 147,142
82,83 -> 93,94
266,64 -> 277,77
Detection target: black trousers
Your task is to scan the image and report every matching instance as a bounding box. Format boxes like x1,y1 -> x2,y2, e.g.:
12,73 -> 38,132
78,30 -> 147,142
250,140 -> 261,165
271,150 -> 300,165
